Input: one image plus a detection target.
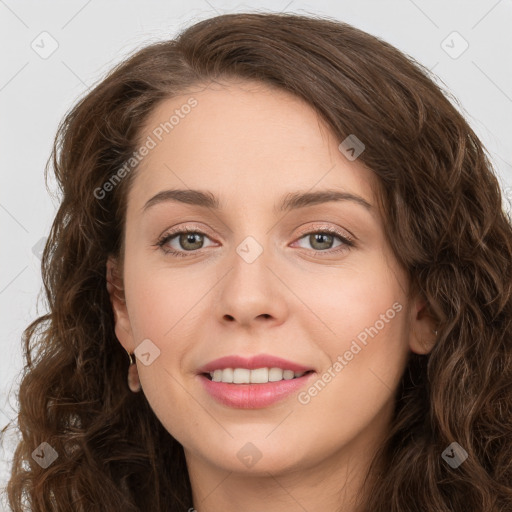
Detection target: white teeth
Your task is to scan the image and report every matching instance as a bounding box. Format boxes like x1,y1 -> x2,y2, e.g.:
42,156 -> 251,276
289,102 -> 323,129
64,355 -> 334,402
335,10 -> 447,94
250,367 -> 268,383
212,369 -> 223,382
209,367 -> 308,384
233,368 -> 250,384
220,368 -> 233,383
268,367 -> 283,382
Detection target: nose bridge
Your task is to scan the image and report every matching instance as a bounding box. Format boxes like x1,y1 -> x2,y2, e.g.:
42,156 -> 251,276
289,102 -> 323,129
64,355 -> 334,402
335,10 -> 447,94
228,206 -> 273,266
214,226 -> 286,325
235,233 -> 266,266
228,229 -> 272,290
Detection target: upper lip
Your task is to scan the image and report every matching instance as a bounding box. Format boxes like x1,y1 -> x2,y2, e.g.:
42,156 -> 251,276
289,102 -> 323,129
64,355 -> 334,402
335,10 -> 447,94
197,354 -> 315,374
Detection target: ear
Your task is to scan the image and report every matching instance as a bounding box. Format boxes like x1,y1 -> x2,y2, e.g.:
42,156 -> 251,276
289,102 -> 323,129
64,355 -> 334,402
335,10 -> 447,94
106,255 -> 135,353
408,295 -> 438,355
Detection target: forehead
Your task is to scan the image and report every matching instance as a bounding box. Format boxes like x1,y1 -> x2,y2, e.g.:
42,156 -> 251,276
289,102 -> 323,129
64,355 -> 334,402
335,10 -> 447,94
126,80 -> 380,219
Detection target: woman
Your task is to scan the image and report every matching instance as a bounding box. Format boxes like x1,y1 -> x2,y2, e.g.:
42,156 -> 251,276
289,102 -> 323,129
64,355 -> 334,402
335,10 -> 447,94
2,11 -> 511,512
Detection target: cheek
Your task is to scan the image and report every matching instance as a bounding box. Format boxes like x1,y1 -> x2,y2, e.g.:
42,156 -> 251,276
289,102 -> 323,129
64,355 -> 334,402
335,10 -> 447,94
124,268 -> 199,438
296,290 -> 407,451
124,262 -> 195,341
304,262 -> 408,385
303,262 -> 402,335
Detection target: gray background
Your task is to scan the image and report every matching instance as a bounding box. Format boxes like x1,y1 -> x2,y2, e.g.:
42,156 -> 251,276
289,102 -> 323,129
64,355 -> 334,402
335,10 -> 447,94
1,0 -> 511,503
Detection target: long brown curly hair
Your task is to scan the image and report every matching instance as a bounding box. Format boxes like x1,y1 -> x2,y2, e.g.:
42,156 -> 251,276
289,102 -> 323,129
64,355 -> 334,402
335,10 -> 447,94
2,11 -> 511,512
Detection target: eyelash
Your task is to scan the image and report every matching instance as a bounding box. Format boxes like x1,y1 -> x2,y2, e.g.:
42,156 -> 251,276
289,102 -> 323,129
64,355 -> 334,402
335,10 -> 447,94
154,226 -> 355,258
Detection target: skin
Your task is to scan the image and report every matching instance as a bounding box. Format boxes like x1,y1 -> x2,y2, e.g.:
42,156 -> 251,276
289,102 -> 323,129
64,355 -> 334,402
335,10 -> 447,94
107,79 -> 437,512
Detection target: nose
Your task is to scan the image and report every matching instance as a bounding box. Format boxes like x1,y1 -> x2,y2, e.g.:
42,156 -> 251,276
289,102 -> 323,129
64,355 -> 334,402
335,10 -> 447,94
214,242 -> 289,329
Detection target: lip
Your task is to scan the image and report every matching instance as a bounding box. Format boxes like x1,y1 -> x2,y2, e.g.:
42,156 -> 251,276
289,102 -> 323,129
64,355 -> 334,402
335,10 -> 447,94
197,371 -> 317,409
196,354 -> 314,374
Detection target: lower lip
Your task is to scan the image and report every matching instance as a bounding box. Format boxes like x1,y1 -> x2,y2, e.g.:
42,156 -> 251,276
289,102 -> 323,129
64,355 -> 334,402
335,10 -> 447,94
197,372 -> 316,409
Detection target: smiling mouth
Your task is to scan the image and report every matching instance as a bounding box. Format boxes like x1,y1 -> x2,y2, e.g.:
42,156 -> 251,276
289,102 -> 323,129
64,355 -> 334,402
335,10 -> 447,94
200,368 -> 315,386
198,368 -> 318,408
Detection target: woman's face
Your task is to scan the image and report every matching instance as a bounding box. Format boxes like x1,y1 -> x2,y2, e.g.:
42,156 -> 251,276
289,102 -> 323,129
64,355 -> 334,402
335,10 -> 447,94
108,80 -> 435,484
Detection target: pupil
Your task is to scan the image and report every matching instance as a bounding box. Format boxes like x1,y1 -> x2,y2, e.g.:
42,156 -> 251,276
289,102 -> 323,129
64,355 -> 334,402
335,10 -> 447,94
181,233 -> 202,249
312,233 -> 332,250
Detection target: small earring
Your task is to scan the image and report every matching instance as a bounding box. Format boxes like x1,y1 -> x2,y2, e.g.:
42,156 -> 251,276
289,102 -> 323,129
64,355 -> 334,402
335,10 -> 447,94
127,351 -> 141,393
432,329 -> 438,336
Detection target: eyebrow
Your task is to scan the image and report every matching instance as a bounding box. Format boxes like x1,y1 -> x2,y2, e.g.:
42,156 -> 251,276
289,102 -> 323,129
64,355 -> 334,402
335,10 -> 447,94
142,188 -> 373,215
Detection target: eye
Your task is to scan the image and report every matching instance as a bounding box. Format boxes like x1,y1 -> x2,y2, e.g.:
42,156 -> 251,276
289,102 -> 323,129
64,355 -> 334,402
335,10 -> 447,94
292,227 -> 355,255
155,228 -> 215,257
154,225 -> 355,258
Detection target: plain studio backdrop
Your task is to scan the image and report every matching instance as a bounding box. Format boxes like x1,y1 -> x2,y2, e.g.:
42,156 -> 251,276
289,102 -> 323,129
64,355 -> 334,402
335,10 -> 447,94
0,0 -> 511,502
